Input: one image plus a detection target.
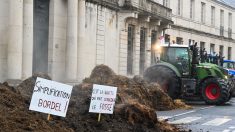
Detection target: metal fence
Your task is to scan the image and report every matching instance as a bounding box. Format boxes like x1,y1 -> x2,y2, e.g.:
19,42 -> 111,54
124,0 -> 172,20
86,0 -> 119,8
86,0 -> 172,20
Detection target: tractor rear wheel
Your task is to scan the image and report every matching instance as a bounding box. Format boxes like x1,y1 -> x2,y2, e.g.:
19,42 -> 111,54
201,78 -> 229,105
144,66 -> 181,99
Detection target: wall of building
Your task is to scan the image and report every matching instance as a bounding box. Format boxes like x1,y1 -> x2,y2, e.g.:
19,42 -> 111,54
48,0 -> 67,81
118,18 -> 153,76
166,0 -> 235,60
48,1 -> 120,82
0,0 -> 8,82
0,0 -> 33,82
77,3 -> 120,81
0,0 -> 169,82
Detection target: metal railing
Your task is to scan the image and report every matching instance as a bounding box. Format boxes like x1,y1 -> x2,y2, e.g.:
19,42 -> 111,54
124,0 -> 172,20
102,0 -> 118,5
86,0 -> 172,20
86,0 -> 119,9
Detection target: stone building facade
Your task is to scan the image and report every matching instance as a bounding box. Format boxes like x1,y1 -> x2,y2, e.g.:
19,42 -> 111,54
163,0 -> 235,60
0,0 -> 172,82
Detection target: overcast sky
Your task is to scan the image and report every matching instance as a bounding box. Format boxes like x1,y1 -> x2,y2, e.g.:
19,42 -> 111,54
218,0 -> 235,8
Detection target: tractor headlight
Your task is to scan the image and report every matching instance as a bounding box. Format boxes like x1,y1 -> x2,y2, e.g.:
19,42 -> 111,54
224,75 -> 228,80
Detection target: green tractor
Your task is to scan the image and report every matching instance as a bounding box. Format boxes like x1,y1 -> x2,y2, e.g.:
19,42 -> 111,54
144,43 -> 234,105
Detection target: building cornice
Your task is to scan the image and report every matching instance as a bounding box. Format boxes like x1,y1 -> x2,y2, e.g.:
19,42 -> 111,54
172,25 -> 235,43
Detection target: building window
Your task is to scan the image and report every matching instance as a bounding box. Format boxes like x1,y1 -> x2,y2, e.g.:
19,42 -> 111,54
220,10 -> 224,26
210,44 -> 215,54
127,25 -> 135,75
190,0 -> 195,19
165,34 -> 170,44
228,13 -> 232,38
151,31 -> 157,65
228,47 -> 232,60
211,6 -> 215,26
201,2 -> 206,23
189,39 -> 195,46
200,42 -> 205,50
200,42 -> 206,62
140,27 -> 146,75
220,10 -> 224,36
219,45 -> 224,57
229,13 -> 232,28
177,0 -> 182,15
176,37 -> 183,44
163,0 -> 169,7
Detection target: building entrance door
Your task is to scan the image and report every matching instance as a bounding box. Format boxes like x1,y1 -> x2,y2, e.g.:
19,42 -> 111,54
33,0 -> 50,74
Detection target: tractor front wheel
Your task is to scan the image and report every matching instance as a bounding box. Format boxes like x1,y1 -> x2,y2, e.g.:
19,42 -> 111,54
201,78 -> 229,105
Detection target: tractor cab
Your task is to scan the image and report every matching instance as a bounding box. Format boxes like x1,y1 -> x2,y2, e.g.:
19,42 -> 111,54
159,44 -> 191,76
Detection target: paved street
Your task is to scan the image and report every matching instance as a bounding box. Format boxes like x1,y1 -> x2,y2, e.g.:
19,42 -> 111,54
157,98 -> 235,132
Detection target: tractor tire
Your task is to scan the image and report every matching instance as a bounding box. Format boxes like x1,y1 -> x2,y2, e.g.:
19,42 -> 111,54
144,66 -> 181,99
230,76 -> 235,97
201,78 -> 230,105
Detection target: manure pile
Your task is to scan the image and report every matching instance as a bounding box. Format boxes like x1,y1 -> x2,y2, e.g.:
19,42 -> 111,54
0,65 -> 190,132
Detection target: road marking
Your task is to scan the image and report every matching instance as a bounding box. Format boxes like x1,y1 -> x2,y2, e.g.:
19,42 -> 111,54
202,118 -> 231,126
166,106 -> 215,119
197,105 -> 215,110
168,110 -> 196,118
157,105 -> 215,121
168,117 -> 202,124
157,110 -> 196,121
222,130 -> 230,132
230,127 -> 235,129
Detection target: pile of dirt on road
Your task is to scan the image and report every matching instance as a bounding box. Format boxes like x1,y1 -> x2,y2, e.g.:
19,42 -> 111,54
66,65 -> 188,131
0,82 -> 72,132
83,64 -> 190,111
16,73 -> 51,101
0,65 -> 189,131
174,99 -> 192,109
68,82 -> 180,132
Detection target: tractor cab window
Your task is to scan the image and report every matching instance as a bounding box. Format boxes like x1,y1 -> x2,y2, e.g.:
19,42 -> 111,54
161,47 -> 190,75
223,62 -> 235,69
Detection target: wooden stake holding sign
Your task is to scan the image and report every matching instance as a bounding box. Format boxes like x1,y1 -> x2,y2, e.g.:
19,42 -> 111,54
98,113 -> 101,122
89,84 -> 117,122
47,114 -> 51,121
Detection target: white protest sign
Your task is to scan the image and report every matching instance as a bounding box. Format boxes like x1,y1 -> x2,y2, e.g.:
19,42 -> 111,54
89,84 -> 117,114
29,77 -> 73,117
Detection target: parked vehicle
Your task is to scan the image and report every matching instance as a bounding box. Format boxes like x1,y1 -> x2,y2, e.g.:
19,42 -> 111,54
223,60 -> 235,76
223,60 -> 235,96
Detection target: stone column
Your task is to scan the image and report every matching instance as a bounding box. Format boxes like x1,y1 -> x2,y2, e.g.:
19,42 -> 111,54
22,0 -> 33,79
77,0 -> 86,81
66,0 -> 78,81
8,0 -> 23,79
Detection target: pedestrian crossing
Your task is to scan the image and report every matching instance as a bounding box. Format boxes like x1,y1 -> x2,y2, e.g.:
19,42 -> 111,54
158,116 -> 232,126
222,126 -> 235,132
168,116 -> 202,124
202,118 -> 231,126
